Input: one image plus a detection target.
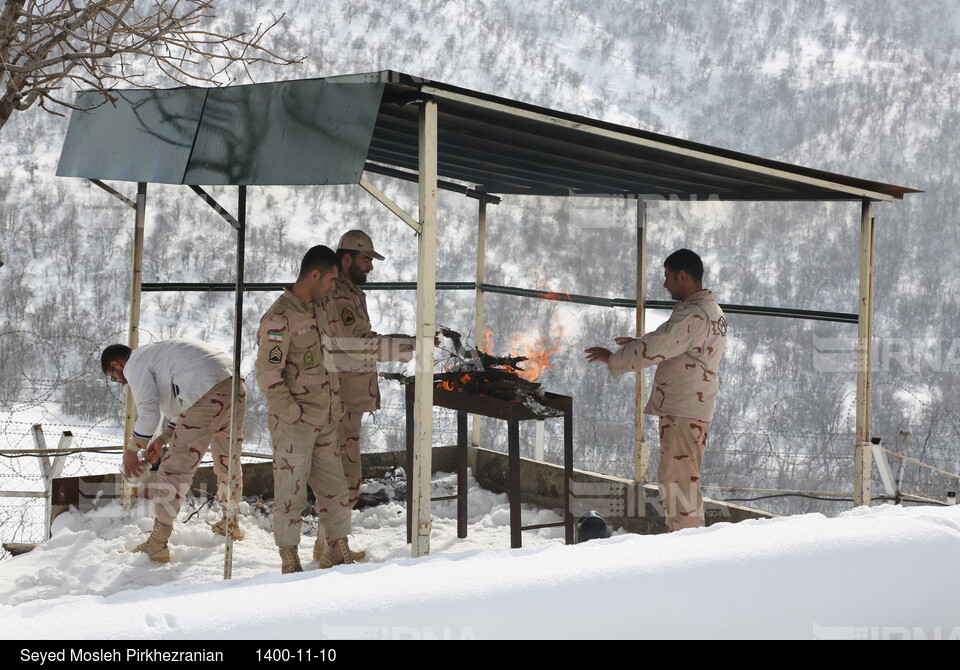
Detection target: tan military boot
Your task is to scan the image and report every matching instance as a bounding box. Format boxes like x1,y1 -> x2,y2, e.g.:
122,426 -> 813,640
211,516 -> 244,541
318,537 -> 356,569
312,536 -> 326,562
132,519 -> 173,563
279,546 -> 303,574
313,537 -> 364,562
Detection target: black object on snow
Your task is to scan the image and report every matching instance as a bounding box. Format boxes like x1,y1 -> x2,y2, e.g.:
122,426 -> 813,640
575,510 -> 611,543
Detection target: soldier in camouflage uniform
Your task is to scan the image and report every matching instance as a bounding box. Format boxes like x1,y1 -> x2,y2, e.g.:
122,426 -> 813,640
325,230 -> 415,561
586,249 -> 727,532
255,245 -> 357,574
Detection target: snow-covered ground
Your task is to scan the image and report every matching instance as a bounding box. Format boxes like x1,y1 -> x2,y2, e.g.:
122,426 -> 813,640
1,467 -> 959,641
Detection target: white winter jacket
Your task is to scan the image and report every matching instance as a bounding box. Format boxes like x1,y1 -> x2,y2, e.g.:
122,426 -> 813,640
125,339 -> 234,440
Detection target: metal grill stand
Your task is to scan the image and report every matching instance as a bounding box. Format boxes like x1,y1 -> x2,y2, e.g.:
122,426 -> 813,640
405,384 -> 574,548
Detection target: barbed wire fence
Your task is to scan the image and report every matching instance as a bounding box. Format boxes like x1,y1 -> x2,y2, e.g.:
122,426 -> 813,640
4,328 -> 960,558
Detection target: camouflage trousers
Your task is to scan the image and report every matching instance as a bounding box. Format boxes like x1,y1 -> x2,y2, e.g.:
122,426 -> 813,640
657,414 -> 710,532
154,377 -> 246,526
338,411 -> 363,509
270,419 -> 351,548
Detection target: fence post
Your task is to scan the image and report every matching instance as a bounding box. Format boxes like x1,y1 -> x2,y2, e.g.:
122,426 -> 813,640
31,425 -> 70,539
534,419 -> 545,462
871,438 -> 896,504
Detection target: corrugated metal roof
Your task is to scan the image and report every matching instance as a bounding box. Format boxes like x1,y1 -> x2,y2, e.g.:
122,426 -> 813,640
57,70 -> 920,201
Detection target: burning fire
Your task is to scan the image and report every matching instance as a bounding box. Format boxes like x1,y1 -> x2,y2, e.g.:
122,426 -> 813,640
482,329 -> 494,353
483,329 -> 561,382
428,324 -> 562,398
513,334 -> 560,381
439,373 -> 473,392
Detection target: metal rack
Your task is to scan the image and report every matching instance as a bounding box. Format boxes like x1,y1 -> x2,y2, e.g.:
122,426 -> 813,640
405,384 -> 574,548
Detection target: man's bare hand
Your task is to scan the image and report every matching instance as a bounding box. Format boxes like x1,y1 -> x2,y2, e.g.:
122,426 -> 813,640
145,438 -> 165,464
123,448 -> 146,481
614,337 -> 637,346
584,347 -> 613,364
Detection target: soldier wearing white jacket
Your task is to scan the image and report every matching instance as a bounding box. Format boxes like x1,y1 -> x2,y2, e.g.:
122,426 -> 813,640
586,249 -> 727,531
100,338 -> 246,562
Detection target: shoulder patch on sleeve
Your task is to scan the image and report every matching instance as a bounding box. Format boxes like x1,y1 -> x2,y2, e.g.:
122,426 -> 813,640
342,308 -> 356,326
268,346 -> 283,364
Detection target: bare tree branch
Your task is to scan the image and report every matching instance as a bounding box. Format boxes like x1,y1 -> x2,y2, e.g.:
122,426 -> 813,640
0,0 -> 303,130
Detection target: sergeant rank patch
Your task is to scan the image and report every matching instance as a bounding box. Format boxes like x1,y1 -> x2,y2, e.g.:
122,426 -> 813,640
268,345 -> 282,364
342,308 -> 356,326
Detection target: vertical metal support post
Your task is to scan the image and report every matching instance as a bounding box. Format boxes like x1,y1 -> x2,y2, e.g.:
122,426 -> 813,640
564,401 -> 574,544
470,201 -> 487,463
457,410 -> 468,539
122,183 -> 146,509
508,418 -> 521,549
411,99 -> 439,557
223,185 -> 246,581
854,200 -> 875,507
634,198 -> 649,483
405,389 -> 414,544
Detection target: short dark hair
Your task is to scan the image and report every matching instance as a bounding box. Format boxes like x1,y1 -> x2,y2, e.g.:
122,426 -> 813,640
664,248 -> 704,284
299,245 -> 338,278
100,344 -> 132,373
336,248 -> 359,266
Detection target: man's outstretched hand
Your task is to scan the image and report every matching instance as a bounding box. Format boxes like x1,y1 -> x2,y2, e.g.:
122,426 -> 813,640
586,337 -> 638,364
584,347 -> 612,364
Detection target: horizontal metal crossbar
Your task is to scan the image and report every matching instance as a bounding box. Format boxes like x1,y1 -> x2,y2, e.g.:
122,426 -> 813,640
139,282 -> 476,292
139,281 -> 857,323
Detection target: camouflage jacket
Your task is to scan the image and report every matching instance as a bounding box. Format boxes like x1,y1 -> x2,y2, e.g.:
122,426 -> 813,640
255,287 -> 343,428
325,276 -> 414,414
608,289 -> 727,423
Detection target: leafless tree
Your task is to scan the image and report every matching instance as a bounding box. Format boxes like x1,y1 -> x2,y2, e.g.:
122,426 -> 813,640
0,0 -> 303,129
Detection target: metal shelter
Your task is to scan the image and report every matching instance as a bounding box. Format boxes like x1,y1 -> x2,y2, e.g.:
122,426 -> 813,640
56,70 -> 920,575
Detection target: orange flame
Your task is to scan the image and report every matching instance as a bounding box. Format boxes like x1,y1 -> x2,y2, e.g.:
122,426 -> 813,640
437,373 -> 478,392
510,333 -> 560,381
535,290 -> 572,302
482,329 -> 494,353
482,327 -> 563,382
